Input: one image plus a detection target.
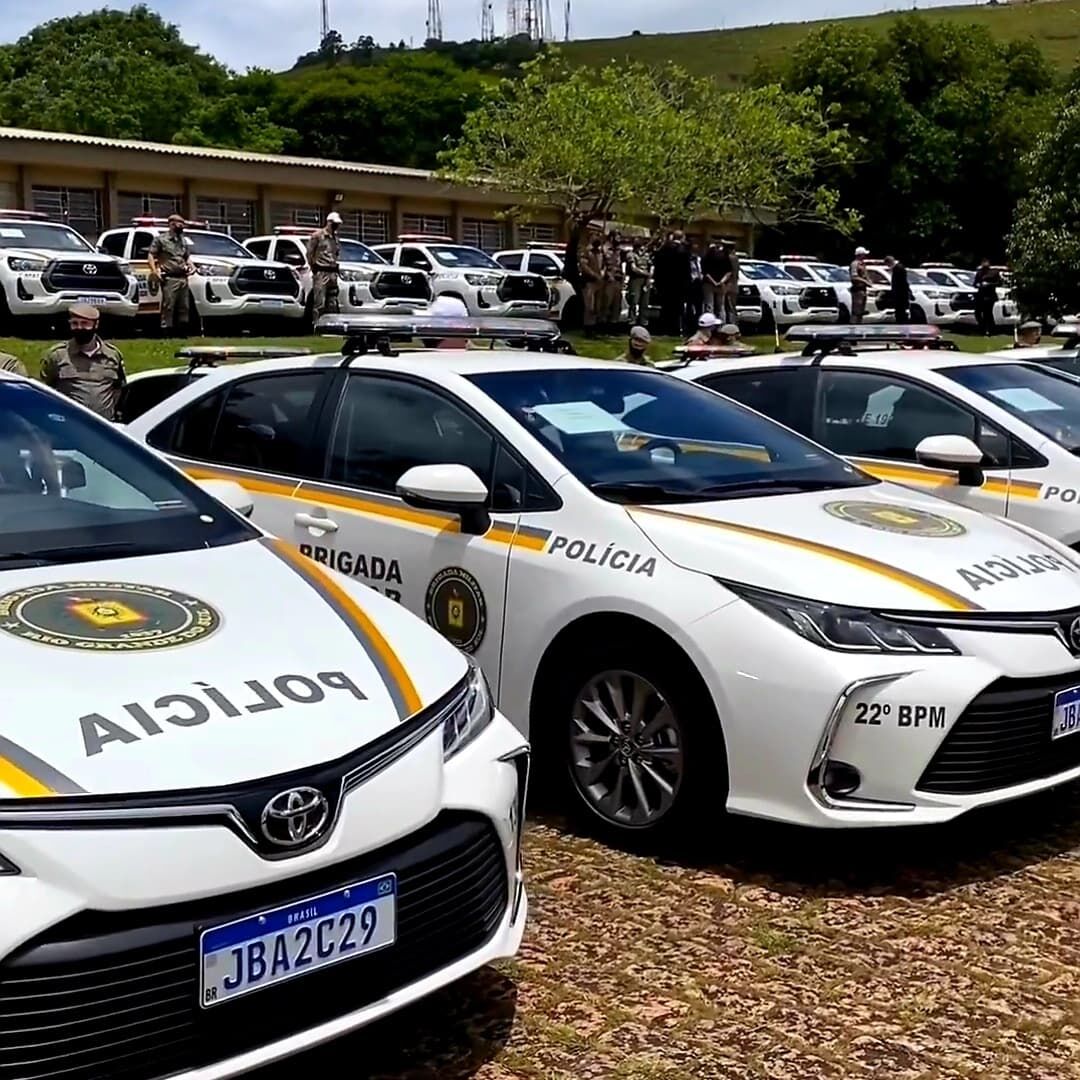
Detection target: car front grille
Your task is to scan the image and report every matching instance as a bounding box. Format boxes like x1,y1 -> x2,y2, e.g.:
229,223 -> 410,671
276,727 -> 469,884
43,260 -> 128,293
738,283 -> 760,302
231,267 -> 300,298
917,673 -> 1080,795
497,273 -> 548,303
0,812 -> 507,1080
951,291 -> 976,312
371,270 -> 431,301
799,286 -> 836,308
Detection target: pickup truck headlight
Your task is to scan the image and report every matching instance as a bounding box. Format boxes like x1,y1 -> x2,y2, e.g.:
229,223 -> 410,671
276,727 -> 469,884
339,267 -> 376,283
923,289 -> 954,300
465,272 -> 502,287
725,581 -> 958,655
192,260 -> 232,277
771,284 -> 801,296
8,256 -> 47,273
444,656 -> 494,760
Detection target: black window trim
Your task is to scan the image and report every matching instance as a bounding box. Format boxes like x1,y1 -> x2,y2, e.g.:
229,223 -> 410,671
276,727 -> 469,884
320,370 -> 562,514
814,365 -> 1048,472
150,367 -> 343,482
698,364 -> 818,436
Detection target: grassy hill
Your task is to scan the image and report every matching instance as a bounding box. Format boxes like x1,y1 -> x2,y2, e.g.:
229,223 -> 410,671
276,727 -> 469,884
561,0 -> 1080,85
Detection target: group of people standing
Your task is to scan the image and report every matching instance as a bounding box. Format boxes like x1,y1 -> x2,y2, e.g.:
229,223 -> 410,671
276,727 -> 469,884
577,231 -> 741,337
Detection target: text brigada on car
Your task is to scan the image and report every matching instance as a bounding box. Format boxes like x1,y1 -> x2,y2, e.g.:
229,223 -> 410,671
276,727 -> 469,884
0,365 -> 528,1080
124,314 -> 1080,844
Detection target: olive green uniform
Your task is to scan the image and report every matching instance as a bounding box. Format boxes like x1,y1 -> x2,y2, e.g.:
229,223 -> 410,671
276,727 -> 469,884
306,228 -> 342,320
40,338 -> 126,420
148,232 -> 193,330
625,249 -> 651,327
578,246 -> 603,329
601,243 -> 625,327
0,354 -> 28,378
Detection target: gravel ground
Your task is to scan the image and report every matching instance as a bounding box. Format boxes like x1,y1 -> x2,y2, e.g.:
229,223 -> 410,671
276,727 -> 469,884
257,784 -> 1080,1080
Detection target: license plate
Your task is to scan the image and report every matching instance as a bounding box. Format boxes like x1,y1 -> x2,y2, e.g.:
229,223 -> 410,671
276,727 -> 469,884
1051,686 -> 1080,741
261,299 -> 285,308
198,872 -> 396,1008
77,295 -> 109,305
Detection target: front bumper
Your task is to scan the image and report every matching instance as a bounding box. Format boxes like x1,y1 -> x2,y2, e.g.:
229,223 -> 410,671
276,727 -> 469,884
737,304 -> 763,325
341,284 -> 431,315
6,274 -> 139,318
194,277 -> 305,320
702,601 -> 1080,828
774,302 -> 838,325
0,714 -> 528,1080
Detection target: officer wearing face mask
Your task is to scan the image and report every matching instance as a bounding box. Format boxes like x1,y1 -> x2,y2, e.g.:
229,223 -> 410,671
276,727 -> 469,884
40,304 -> 126,421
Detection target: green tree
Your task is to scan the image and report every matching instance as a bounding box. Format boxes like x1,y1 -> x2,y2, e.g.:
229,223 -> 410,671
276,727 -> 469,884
1009,88 -> 1080,317
765,15 -> 1057,263
439,52 -> 855,281
0,6 -> 229,143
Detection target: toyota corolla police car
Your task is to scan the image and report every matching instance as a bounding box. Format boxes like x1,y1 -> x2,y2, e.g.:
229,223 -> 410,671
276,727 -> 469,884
667,324 -> 1080,549
124,313 -> 1080,843
0,367 -> 528,1080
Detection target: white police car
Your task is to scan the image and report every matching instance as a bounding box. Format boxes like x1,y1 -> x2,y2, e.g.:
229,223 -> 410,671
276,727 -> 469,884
667,324 -> 1080,549
0,367 -> 527,1079
124,314 -> 1080,843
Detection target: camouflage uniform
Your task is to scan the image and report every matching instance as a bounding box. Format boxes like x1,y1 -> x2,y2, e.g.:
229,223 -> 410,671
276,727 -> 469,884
577,245 -> 603,330
40,337 -> 126,421
601,242 -> 625,327
306,228 -> 342,320
148,232 -> 193,331
0,353 -> 28,378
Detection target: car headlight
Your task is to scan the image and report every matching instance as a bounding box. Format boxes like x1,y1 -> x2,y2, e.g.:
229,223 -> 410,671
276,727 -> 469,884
465,272 -> 501,287
339,267 -> 376,283
192,261 -> 232,277
444,656 -> 495,760
772,285 -> 801,296
8,256 -> 46,273
924,289 -> 953,300
725,581 -> 958,654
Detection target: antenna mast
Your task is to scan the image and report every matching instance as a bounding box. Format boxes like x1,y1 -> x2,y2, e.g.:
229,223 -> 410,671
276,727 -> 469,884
426,0 -> 443,40
563,0 -> 571,39
508,0 -> 553,39
320,0 -> 330,40
481,0 -> 496,40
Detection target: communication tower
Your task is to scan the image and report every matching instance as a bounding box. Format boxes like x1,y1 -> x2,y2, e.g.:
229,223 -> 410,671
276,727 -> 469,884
426,0 -> 444,40
563,0 -> 571,39
507,0 -> 554,39
320,0 -> 330,40
481,0 -> 496,40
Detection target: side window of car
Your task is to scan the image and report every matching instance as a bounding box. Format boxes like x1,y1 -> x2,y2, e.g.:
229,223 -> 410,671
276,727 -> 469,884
153,372 -> 328,477
783,265 -> 813,281
132,231 -> 155,259
276,240 -> 306,267
495,254 -> 520,271
816,370 -> 985,463
527,253 -> 561,277
117,373 -> 195,424
400,247 -> 433,272
700,369 -> 815,436
926,271 -> 949,286
98,232 -> 127,258
245,238 -> 271,259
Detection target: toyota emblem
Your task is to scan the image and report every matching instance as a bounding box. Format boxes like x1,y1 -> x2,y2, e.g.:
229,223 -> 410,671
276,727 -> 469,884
83,263 -> 98,275
403,274 -> 412,282
260,787 -> 329,848
1069,617 -> 1080,654
264,268 -> 276,279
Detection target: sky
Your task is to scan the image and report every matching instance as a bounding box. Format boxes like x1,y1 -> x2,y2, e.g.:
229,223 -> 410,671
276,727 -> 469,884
0,0 -> 971,71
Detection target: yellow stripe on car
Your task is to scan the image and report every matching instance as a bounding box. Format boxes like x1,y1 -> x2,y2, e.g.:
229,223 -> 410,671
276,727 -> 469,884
852,458 -> 1043,501
633,506 -> 981,611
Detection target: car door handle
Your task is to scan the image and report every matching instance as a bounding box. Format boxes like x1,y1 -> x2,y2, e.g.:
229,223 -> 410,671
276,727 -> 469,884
294,512 -> 339,533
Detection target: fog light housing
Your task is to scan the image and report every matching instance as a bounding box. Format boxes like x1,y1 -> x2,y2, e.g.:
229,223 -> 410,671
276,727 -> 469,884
823,760 -> 861,797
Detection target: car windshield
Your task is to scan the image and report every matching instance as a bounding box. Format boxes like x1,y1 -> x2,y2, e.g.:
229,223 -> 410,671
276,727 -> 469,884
429,246 -> 501,269
469,367 -> 873,503
0,222 -> 93,252
908,269 -> 934,286
0,380 -> 255,567
942,362 -> 1080,453
340,239 -> 385,265
742,262 -> 794,281
187,232 -> 252,259
813,264 -> 850,282
954,270 -> 975,286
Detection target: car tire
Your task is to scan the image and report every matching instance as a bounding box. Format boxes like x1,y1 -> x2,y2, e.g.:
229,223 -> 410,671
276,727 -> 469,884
546,637 -> 726,849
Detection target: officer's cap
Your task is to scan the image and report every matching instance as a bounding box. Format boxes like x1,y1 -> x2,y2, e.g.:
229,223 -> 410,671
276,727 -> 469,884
1020,320 -> 1042,331
68,303 -> 100,321
327,211 -> 343,225
167,213 -> 184,224
698,313 -> 718,328
720,323 -> 740,336
630,326 -> 651,344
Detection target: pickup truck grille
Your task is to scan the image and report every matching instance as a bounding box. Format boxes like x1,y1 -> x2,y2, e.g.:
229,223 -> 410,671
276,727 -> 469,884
799,286 -> 837,308
371,270 -> 431,301
232,266 -> 299,298
497,273 -> 549,303
950,291 -> 976,312
738,283 -> 760,302
43,260 -> 128,293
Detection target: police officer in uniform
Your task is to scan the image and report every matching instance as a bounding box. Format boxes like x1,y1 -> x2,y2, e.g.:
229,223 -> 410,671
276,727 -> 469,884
147,214 -> 194,336
306,211 -> 343,322
617,325 -> 652,365
40,304 -> 126,421
577,236 -> 604,336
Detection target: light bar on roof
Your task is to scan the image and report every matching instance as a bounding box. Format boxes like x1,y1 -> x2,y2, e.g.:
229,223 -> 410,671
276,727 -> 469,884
0,209 -> 48,220
785,324 -> 942,344
175,346 -> 313,363
315,312 -> 561,341
1050,323 -> 1080,338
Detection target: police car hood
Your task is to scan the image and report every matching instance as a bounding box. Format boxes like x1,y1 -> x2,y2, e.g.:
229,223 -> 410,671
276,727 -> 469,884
7,247 -> 118,264
0,540 -> 467,799
627,481 -> 1080,613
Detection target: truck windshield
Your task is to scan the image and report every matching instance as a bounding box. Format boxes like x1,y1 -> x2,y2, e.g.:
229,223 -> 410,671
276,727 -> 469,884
187,233 -> 253,259
0,223 -> 93,252
429,246 -> 502,269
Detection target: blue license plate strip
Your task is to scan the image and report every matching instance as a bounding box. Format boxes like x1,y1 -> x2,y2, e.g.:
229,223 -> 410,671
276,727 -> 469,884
198,872 -> 397,1008
1051,685 -> 1080,742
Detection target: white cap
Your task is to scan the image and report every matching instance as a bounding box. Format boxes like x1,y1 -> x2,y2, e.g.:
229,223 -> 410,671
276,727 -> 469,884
698,313 -> 719,328
855,246 -> 869,256
327,211 -> 343,225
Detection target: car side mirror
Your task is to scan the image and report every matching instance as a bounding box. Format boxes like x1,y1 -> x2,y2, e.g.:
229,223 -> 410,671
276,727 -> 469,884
916,434 -> 984,487
196,478 -> 254,518
397,464 -> 491,536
